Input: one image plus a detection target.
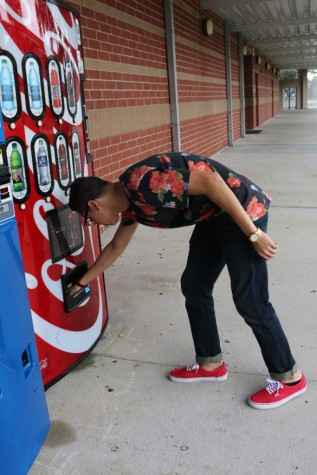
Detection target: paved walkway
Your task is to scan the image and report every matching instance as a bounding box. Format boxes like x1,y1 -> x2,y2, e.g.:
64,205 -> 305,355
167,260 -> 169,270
30,110 -> 317,475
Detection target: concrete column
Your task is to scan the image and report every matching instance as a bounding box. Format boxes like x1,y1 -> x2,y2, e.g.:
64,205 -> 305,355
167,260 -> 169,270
225,22 -> 233,146
164,0 -> 181,151
300,69 -> 308,109
238,34 -> 246,137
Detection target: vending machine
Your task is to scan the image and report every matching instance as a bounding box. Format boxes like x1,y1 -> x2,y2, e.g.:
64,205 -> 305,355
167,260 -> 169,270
0,161 -> 50,474
0,0 -> 108,388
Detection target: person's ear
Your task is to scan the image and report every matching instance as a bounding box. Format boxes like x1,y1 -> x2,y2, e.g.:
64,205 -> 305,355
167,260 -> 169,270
87,199 -> 100,211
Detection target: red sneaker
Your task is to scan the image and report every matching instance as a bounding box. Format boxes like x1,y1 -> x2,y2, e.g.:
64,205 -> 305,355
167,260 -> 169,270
248,374 -> 307,409
169,362 -> 228,383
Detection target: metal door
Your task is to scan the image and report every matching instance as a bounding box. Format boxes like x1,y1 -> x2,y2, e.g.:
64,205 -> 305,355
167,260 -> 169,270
283,87 -> 297,110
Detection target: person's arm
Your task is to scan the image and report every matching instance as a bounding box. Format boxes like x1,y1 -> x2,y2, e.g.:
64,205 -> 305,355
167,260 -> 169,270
188,171 -> 278,260
68,222 -> 138,295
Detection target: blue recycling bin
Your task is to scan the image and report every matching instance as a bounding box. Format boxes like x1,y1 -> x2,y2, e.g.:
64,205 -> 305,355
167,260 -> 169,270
0,156 -> 50,471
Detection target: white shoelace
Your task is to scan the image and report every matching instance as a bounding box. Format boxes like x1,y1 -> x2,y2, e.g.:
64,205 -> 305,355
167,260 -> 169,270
265,378 -> 283,395
186,363 -> 199,372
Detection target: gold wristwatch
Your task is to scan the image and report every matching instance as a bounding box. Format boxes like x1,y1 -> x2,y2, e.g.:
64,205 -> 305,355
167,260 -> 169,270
249,228 -> 262,242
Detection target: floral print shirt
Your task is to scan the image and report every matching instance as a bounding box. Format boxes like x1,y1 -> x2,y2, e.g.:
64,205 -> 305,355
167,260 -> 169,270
119,152 -> 271,229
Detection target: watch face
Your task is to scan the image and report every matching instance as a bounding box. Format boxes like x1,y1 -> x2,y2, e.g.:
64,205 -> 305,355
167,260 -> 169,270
250,234 -> 259,242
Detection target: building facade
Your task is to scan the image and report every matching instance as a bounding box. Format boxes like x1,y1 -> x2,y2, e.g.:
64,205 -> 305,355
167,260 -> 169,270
68,0 -> 281,181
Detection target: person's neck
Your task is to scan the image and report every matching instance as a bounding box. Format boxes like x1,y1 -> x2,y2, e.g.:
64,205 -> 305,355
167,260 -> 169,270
111,181 -> 130,211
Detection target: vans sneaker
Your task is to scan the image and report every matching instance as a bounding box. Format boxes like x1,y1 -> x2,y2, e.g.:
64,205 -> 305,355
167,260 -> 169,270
248,374 -> 307,409
169,362 -> 228,382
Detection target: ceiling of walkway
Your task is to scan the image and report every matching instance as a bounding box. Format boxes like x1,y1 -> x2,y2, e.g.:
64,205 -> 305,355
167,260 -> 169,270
201,0 -> 317,70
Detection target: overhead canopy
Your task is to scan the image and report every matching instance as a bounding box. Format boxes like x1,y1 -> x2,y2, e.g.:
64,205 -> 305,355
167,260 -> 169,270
200,0 -> 317,70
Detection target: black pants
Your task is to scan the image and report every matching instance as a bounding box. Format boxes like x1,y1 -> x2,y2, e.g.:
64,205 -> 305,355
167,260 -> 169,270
180,213 -> 297,380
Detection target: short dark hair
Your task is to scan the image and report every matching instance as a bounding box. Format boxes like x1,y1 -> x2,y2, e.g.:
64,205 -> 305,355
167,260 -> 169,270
68,177 -> 109,213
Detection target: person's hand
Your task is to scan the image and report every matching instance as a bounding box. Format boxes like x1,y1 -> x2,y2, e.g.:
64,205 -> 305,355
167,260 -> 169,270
251,231 -> 278,260
66,283 -> 82,297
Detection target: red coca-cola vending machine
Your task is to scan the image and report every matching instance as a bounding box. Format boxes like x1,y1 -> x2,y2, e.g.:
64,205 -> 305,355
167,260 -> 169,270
0,0 -> 108,388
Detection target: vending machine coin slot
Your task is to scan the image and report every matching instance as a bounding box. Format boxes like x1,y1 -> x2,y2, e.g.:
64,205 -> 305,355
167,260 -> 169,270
21,344 -> 33,380
21,348 -> 29,367
61,261 -> 91,313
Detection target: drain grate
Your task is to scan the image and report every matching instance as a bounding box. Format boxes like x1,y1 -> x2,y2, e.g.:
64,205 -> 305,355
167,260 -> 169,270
246,130 -> 262,134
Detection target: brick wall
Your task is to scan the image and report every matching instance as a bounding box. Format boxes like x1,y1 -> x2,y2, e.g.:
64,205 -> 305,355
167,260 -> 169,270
173,4 -> 229,156
244,54 -> 280,130
66,0 -> 279,181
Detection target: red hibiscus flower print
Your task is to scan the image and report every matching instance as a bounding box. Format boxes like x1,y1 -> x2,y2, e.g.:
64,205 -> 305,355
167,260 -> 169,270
227,173 -> 241,188
128,166 -> 153,190
198,203 -> 217,221
149,171 -> 170,193
170,176 -> 184,196
121,209 -> 138,222
149,170 -> 184,202
134,201 -> 157,216
147,222 -> 169,229
159,154 -> 171,163
137,192 -> 146,203
188,160 -> 213,172
246,196 -> 266,220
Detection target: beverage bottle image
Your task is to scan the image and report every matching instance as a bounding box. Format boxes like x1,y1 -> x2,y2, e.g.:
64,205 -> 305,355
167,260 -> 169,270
37,139 -> 50,185
50,63 -> 62,108
10,143 -> 25,192
0,59 -> 15,111
28,61 -> 42,109
66,211 -> 75,247
58,136 -> 68,180
73,139 -> 81,176
66,64 -> 76,109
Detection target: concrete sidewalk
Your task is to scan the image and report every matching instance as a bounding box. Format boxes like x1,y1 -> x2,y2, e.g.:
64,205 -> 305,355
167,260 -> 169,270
30,110 -> 317,475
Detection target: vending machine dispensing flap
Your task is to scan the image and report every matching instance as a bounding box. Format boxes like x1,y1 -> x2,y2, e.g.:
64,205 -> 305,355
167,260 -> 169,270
61,261 -> 91,312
